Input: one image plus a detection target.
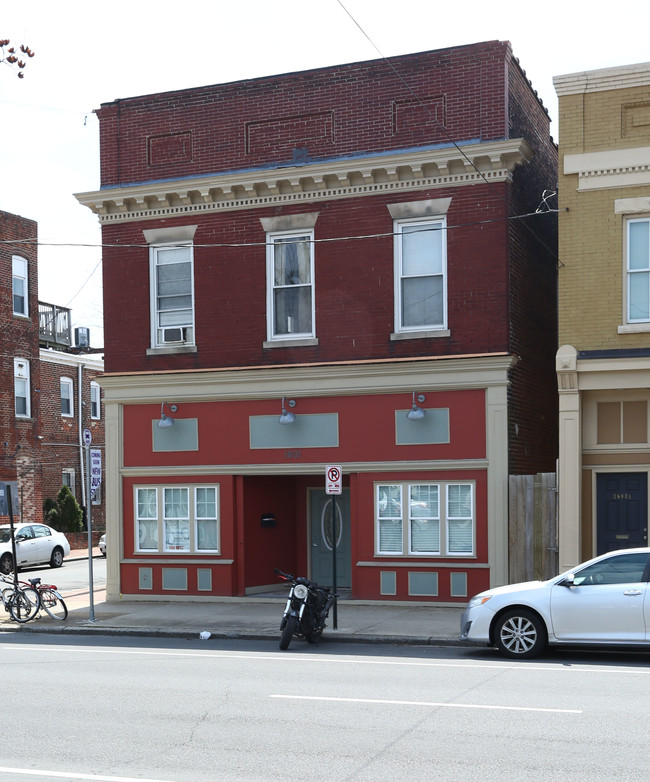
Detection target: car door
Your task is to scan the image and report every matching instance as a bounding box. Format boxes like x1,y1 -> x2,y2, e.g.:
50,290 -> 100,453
550,551 -> 650,642
14,526 -> 36,567
30,524 -> 54,565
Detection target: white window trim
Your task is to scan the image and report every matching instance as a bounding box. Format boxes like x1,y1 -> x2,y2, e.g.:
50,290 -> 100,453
375,481 -> 475,558
62,468 -> 76,495
392,216 -> 448,337
14,357 -> 30,418
12,255 -> 28,317
60,377 -> 74,418
90,381 -> 101,420
265,228 -> 316,342
622,216 -> 650,328
135,485 -> 220,555
148,242 -> 196,350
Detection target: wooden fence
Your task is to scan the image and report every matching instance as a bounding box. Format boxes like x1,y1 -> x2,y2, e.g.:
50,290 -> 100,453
508,472 -> 558,583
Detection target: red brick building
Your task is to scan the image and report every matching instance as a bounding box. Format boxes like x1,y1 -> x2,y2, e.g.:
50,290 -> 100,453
0,209 -> 105,538
77,41 -> 557,603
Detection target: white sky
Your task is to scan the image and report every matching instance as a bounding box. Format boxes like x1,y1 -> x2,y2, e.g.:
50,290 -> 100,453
2,0 -> 649,349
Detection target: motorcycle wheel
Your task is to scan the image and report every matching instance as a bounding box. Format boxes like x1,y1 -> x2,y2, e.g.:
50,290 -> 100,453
279,615 -> 298,650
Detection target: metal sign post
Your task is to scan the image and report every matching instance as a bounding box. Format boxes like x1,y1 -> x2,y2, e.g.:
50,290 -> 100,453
83,428 -> 96,622
325,465 -> 342,630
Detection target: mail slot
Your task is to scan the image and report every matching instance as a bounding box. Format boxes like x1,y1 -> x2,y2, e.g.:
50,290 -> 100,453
615,534 -> 630,540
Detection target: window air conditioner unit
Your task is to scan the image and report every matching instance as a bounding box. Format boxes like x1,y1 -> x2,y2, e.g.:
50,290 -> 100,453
162,327 -> 186,343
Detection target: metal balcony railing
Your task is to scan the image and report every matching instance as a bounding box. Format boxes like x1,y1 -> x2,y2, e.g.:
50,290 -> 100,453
38,301 -> 72,348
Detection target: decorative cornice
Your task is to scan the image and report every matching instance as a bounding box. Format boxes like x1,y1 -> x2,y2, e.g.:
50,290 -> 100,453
563,146 -> 650,191
554,62 -> 650,96
75,139 -> 532,225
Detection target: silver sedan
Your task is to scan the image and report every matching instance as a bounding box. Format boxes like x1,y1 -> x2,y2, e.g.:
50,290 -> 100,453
461,547 -> 650,658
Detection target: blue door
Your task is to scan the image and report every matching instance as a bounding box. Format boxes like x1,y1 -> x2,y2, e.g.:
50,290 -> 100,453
596,473 -> 648,555
309,490 -> 351,588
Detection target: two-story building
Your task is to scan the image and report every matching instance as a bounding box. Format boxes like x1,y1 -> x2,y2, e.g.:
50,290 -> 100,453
0,209 -> 105,544
555,62 -> 650,572
77,41 -> 558,603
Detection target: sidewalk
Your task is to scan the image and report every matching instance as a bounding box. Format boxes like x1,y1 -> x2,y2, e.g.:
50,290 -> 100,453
0,548 -> 466,647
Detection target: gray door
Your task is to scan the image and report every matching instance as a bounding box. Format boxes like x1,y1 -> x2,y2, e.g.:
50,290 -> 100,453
309,489 -> 351,588
596,473 -> 648,555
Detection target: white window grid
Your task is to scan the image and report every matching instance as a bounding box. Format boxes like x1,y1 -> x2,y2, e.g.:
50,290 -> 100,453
12,255 -> 28,316
60,377 -> 74,417
627,218 -> 650,323
150,243 -> 195,348
135,485 -> 220,554
90,381 -> 101,420
14,358 -> 30,418
394,217 -> 447,333
266,229 -> 315,341
375,481 -> 475,557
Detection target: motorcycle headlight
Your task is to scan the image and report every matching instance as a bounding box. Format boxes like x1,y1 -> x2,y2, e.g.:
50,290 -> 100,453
294,584 -> 309,600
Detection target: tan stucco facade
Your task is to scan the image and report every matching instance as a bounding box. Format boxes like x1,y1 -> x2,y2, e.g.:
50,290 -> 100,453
555,62 -> 650,571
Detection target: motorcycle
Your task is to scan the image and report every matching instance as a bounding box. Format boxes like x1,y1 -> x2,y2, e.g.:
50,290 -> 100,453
275,569 -> 335,650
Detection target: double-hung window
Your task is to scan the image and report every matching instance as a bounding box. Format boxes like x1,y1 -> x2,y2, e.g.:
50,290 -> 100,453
627,218 -> 650,323
12,256 -> 28,316
376,481 -> 474,556
14,358 -> 30,418
266,230 -> 315,340
90,381 -> 101,420
60,377 -> 74,417
135,485 -> 219,554
150,243 -> 195,347
394,217 -> 447,333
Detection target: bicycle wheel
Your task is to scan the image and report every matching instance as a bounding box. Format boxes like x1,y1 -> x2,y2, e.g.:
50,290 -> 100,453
2,587 -> 15,613
39,588 -> 68,620
10,587 -> 40,623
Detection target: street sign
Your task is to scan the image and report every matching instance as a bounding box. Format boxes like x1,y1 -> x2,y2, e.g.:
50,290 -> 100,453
90,448 -> 102,498
83,428 -> 92,446
325,465 -> 342,495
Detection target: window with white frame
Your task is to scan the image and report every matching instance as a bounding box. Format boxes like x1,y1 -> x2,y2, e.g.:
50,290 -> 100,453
135,485 -> 219,554
266,230 -> 315,340
90,381 -> 101,420
14,358 -> 30,418
627,218 -> 650,322
150,243 -> 195,347
12,255 -> 28,316
394,217 -> 447,333
376,481 -> 474,556
60,377 -> 73,417
62,469 -> 76,495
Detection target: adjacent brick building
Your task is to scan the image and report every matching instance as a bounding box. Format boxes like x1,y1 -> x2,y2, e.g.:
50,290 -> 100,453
555,62 -> 650,571
77,41 -> 557,603
0,209 -> 105,541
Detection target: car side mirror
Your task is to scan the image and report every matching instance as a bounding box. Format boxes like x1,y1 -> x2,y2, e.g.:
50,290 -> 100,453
561,573 -> 575,587
14,534 -> 26,543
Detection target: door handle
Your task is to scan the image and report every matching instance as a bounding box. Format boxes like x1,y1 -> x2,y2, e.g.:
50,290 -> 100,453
623,590 -> 643,596
312,536 -> 318,548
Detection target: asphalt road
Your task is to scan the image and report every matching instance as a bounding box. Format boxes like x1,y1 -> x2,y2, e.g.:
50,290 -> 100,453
1,634 -> 649,781
14,555 -> 106,596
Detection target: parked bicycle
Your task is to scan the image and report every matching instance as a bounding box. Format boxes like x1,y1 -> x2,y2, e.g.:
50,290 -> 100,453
1,575 -> 68,622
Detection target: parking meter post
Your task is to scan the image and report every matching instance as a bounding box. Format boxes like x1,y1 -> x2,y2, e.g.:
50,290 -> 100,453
86,442 -> 95,622
332,493 -> 337,630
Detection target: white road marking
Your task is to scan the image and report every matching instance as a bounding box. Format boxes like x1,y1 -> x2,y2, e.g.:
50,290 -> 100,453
0,767 -> 172,782
270,694 -> 582,714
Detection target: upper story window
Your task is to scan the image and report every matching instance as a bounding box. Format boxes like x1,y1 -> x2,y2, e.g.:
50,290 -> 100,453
627,218 -> 650,323
12,255 -> 28,317
90,381 -> 101,420
14,358 -> 30,418
60,377 -> 74,417
394,217 -> 447,334
150,243 -> 195,348
266,230 -> 315,341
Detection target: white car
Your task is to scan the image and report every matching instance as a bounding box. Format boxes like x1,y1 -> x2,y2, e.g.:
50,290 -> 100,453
0,523 -> 71,575
460,547 -> 650,659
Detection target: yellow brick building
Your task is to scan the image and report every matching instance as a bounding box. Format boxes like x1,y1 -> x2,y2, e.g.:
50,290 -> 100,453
555,62 -> 650,571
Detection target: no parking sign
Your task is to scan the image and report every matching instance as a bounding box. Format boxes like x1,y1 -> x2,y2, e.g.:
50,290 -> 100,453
325,465 -> 342,495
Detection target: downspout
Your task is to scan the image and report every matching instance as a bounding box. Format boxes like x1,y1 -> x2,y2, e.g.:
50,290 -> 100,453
78,362 -> 86,509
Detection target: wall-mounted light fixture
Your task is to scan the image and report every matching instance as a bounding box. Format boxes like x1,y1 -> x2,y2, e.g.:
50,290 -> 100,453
407,392 -> 426,421
158,402 -> 178,428
278,397 -> 296,425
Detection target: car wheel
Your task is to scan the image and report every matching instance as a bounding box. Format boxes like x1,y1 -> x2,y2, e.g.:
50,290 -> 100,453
494,609 -> 547,659
49,547 -> 64,568
0,553 -> 13,576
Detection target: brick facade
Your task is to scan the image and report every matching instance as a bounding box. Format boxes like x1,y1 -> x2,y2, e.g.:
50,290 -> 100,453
79,41 -> 558,601
0,209 -> 105,534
